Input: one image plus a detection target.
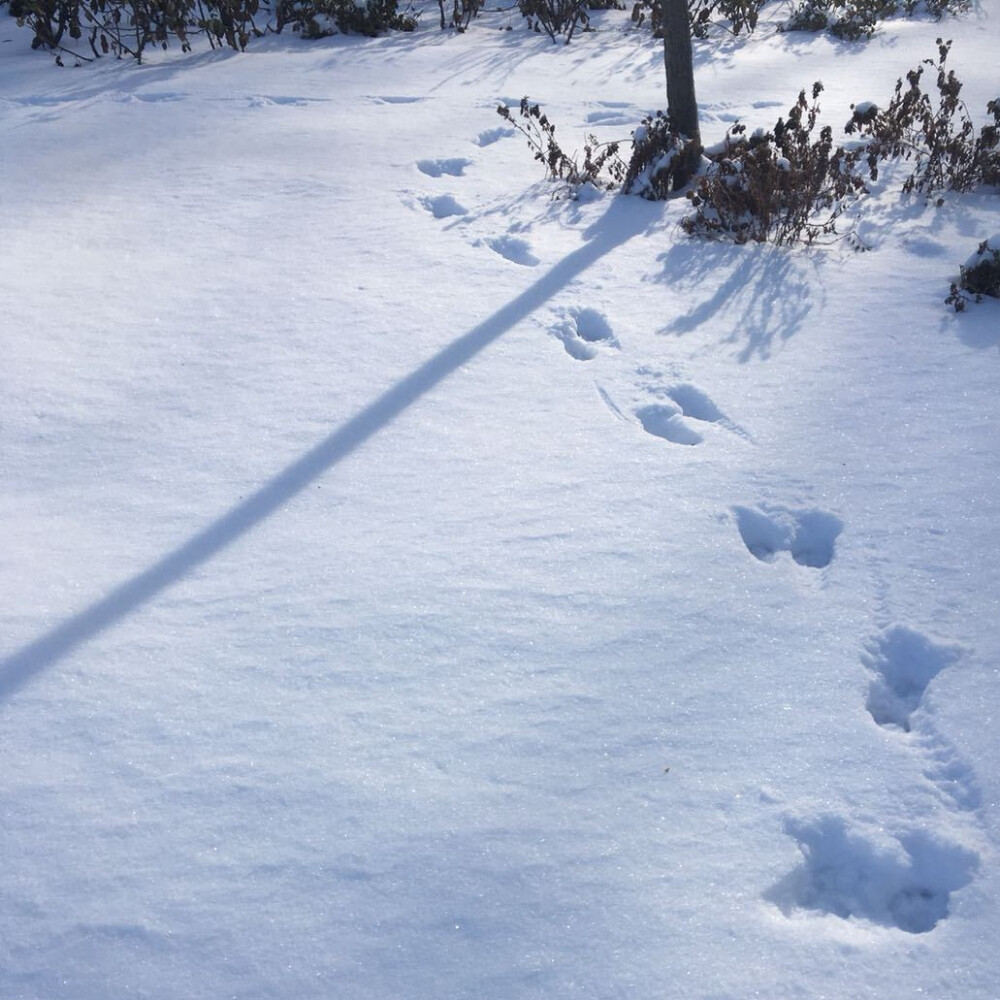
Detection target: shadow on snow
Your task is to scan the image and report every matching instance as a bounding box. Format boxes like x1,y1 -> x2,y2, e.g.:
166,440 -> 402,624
0,197 -> 656,703
652,240 -> 819,362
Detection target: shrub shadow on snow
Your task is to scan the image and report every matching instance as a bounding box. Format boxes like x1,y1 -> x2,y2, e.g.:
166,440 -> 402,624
948,305 -> 1000,350
335,26 -> 547,90
857,194 -> 1000,350
0,199 -> 655,703
652,242 -> 817,362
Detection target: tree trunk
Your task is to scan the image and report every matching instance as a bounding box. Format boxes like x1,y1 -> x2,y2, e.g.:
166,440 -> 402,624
662,0 -> 701,186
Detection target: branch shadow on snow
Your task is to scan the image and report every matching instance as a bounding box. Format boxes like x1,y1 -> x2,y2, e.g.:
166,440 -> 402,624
651,240 -> 818,362
0,198 -> 655,704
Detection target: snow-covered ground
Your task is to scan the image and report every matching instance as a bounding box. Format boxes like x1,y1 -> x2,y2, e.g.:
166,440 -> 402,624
2,4 -> 999,997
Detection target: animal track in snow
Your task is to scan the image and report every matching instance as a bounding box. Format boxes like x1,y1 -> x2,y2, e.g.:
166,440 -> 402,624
635,401 -> 704,445
862,626 -> 962,733
767,815 -> 979,934
596,385 -> 629,422
662,383 -> 726,423
584,102 -> 635,126
484,235 -> 539,267
767,630 -> 984,932
371,95 -> 425,105
247,95 -> 320,108
861,626 -> 981,810
109,91 -> 185,105
419,194 -> 468,219
550,307 -> 617,360
475,126 -> 515,147
733,504 -> 842,568
417,157 -> 473,178
704,99 -> 782,124
922,735 -> 983,811
630,371 -> 751,445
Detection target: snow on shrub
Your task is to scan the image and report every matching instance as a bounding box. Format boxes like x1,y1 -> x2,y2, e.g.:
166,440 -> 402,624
497,100 -> 701,201
782,0 -> 969,42
845,40 -> 1000,201
622,111 -> 700,200
681,83 -> 868,246
946,236 -> 1000,311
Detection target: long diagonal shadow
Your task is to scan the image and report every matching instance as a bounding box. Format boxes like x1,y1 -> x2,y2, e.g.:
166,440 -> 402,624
1,199 -> 653,703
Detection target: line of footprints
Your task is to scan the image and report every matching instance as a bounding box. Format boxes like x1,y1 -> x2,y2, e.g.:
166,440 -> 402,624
570,316 -> 984,930
769,626 -> 981,934
545,315 -> 984,935
414,132 -> 984,935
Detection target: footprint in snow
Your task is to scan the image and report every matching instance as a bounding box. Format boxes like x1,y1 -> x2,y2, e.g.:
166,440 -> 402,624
108,91 -> 185,105
625,372 -> 748,446
766,814 -> 979,934
247,95 -> 318,108
861,625 -> 980,810
551,307 -> 617,360
417,157 -> 473,178
475,126 -> 515,147
862,626 -> 962,733
732,504 -> 842,568
635,400 -> 705,445
484,235 -> 539,267
419,194 -> 468,220
585,103 -> 635,127
663,383 -> 727,424
371,95 -> 425,105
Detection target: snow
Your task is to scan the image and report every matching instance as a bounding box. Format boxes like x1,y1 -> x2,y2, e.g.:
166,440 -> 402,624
2,4 -> 999,999
964,233 -> 1000,270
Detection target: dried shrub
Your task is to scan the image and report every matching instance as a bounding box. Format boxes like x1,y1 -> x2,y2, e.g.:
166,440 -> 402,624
436,0 -> 482,30
845,40 -> 1000,200
8,0 -> 199,60
783,0 -> 968,40
630,0 -> 765,37
518,0 -> 591,41
784,0 -> 894,39
622,111 -> 700,199
682,83 -> 868,246
690,0 -> 765,36
9,0 -> 414,61
272,0 -> 416,38
946,237 -> 1000,311
497,99 -> 626,197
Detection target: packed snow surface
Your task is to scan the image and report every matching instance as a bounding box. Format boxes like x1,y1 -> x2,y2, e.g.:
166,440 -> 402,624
2,4 -> 999,999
